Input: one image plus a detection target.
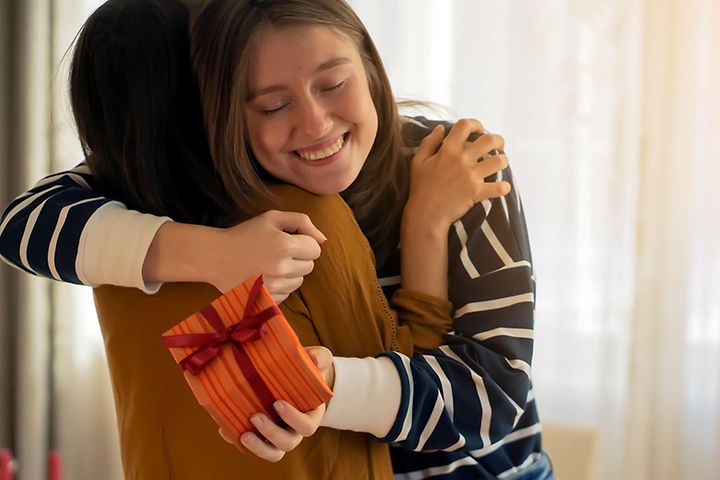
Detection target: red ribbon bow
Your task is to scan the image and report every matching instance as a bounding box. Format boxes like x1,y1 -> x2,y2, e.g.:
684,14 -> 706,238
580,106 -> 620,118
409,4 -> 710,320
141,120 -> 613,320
162,276 -> 281,375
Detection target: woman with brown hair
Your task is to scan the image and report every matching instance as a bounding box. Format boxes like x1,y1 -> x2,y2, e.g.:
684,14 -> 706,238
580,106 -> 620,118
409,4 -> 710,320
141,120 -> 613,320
0,0 -> 549,478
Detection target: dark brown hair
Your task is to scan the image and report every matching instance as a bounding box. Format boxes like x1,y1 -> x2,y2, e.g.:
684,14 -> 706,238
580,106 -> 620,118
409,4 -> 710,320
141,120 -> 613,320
191,0 -> 411,264
70,0 -> 235,226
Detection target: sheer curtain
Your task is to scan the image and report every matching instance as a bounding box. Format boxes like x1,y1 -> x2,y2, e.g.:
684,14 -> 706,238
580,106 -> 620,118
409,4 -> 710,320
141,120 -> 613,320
351,0 -> 720,479
22,1 -> 719,479
625,0 -> 720,478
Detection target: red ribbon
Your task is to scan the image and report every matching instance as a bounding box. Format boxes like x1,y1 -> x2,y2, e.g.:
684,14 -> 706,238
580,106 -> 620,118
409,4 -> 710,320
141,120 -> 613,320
162,276 -> 281,375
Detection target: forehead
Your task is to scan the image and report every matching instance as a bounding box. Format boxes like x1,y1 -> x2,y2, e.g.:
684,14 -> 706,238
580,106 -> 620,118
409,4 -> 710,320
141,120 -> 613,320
249,24 -> 362,85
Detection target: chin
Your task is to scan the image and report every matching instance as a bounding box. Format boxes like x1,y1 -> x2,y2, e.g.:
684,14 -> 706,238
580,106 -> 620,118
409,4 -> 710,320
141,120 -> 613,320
302,175 -> 356,196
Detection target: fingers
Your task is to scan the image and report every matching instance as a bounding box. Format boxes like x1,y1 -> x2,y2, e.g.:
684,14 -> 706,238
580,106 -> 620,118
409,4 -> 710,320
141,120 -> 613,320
263,258 -> 313,290
304,346 -> 333,371
413,124 -> 445,165
285,233 -> 322,261
249,411 -> 303,452
465,133 -> 506,162
264,275 -> 304,303
239,401 -> 326,463
269,291 -> 290,304
274,401 -> 325,438
303,346 -> 335,387
443,118 -> 486,149
472,175 -> 512,200
262,235 -> 319,302
481,181 -> 512,198
475,154 -> 509,179
240,430 -> 290,463
266,210 -> 327,244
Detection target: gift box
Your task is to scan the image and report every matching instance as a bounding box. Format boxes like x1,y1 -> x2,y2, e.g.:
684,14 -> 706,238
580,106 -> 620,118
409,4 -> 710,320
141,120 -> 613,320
161,275 -> 333,450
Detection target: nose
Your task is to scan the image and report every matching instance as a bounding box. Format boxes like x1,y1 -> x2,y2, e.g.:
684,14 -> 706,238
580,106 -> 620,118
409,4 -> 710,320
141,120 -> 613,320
296,94 -> 332,139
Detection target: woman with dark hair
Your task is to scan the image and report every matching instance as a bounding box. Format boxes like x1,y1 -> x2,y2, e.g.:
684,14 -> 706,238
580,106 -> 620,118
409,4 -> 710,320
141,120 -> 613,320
0,0 -> 549,479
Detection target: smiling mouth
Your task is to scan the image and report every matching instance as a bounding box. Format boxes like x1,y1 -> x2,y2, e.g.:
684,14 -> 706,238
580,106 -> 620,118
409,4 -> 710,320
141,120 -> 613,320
295,133 -> 347,161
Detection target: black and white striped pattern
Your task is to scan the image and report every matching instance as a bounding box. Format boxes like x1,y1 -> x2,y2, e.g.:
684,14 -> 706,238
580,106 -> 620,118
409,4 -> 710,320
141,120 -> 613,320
0,162 -> 112,284
379,118 -> 544,479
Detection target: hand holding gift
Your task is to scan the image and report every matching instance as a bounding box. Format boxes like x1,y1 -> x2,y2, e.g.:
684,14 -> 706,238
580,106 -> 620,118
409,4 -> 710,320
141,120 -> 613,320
239,345 -> 334,462
161,275 -> 333,453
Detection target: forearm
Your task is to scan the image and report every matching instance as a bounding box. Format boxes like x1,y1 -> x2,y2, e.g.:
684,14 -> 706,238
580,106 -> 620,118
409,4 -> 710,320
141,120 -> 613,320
394,201 -> 454,351
142,221 -> 222,287
400,200 -> 449,300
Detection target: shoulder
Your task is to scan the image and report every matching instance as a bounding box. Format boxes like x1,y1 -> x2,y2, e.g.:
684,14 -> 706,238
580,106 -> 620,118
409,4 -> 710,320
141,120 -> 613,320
400,116 -> 453,149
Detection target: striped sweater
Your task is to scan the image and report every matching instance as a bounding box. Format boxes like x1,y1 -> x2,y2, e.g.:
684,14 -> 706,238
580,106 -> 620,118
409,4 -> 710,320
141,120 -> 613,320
0,117 -> 546,479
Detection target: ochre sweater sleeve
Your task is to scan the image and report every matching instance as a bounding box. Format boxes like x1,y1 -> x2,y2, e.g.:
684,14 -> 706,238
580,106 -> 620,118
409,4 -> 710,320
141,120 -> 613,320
391,288 -> 453,352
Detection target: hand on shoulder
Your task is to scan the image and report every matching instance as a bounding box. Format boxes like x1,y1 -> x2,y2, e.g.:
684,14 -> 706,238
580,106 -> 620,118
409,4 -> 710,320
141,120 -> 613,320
404,117 -> 511,235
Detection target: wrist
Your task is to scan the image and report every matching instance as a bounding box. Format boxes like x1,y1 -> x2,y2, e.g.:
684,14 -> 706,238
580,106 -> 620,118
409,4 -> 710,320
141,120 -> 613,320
142,222 -> 223,285
401,199 -> 450,243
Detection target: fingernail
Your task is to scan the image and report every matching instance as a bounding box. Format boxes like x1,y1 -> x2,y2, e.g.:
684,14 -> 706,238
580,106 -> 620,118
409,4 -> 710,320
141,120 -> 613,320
241,432 -> 253,445
251,414 -> 264,429
274,401 -> 285,414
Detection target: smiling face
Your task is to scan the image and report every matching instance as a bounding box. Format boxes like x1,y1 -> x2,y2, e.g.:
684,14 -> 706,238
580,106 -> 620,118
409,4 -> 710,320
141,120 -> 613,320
245,24 -> 379,195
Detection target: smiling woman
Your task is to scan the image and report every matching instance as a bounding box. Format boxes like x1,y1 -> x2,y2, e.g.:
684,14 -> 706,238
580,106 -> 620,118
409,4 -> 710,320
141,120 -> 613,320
244,24 -> 378,195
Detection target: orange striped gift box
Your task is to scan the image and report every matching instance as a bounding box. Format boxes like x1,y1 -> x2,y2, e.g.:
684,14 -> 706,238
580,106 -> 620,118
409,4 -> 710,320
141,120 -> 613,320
161,275 -> 333,451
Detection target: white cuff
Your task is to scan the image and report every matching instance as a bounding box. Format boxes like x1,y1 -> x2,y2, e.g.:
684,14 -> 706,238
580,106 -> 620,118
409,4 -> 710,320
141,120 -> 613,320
76,201 -> 172,293
320,356 -> 401,438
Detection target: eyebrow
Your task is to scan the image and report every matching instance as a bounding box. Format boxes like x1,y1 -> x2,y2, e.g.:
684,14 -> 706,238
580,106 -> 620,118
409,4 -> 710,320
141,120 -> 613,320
247,57 -> 352,101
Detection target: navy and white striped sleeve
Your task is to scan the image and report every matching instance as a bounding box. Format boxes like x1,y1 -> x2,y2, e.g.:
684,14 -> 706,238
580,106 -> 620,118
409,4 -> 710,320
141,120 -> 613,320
0,162 -> 115,284
380,164 -> 536,452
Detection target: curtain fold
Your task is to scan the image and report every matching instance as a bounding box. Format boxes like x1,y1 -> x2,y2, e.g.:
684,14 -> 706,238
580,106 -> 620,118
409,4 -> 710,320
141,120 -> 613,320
4,1 -> 54,479
626,0 -> 720,478
0,0 -> 16,457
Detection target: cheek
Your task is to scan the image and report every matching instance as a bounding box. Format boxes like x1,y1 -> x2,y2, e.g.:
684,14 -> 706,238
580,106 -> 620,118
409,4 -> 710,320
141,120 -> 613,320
357,90 -> 378,145
245,127 -> 277,178
345,83 -> 378,139
248,120 -> 283,164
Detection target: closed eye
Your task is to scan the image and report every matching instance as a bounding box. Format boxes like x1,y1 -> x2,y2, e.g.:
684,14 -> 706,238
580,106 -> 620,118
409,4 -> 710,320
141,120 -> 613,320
263,103 -> 289,115
322,80 -> 346,92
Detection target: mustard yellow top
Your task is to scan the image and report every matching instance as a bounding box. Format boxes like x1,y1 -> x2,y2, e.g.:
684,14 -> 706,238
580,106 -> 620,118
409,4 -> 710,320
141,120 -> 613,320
94,185 -> 452,479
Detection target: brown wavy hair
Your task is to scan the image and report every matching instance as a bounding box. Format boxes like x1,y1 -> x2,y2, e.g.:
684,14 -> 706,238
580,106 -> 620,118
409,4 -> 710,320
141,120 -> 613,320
190,0 -> 410,265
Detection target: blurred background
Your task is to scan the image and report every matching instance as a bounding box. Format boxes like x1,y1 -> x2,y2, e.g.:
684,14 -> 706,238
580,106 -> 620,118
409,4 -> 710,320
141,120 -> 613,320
0,0 -> 719,479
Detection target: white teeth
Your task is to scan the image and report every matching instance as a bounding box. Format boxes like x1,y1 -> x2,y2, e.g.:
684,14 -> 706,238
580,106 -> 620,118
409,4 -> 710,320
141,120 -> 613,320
297,135 -> 344,161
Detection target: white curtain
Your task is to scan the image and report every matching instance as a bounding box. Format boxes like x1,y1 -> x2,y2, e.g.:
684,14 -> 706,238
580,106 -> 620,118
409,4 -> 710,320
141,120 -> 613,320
351,0 -> 720,479
625,0 -> 720,478
31,0 -> 719,479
